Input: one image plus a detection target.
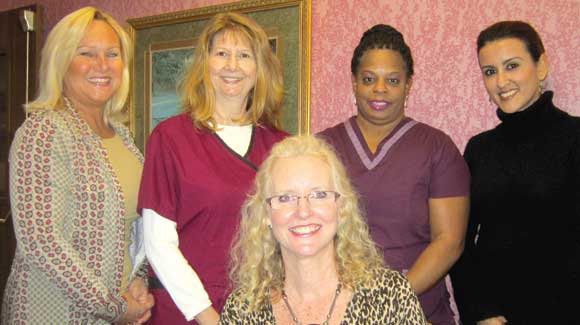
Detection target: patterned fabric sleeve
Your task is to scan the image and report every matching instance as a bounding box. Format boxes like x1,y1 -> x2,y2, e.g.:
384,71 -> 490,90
218,290 -> 245,325
343,268 -> 427,324
9,114 -> 127,322
382,270 -> 427,324
132,259 -> 150,283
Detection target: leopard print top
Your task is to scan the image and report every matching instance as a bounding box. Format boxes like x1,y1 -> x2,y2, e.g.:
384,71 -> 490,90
219,267 -> 427,324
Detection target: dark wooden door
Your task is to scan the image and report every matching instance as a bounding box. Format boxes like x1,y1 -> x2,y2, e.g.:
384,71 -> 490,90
0,4 -> 41,311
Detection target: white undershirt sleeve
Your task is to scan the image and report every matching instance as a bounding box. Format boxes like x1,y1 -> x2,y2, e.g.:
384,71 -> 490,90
143,208 -> 212,321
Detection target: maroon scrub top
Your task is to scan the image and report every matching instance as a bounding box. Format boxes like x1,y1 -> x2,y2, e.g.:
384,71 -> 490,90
319,116 -> 469,325
138,114 -> 286,324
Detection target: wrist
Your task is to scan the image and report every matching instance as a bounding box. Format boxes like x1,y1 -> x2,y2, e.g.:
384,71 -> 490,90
111,293 -> 130,323
195,306 -> 219,324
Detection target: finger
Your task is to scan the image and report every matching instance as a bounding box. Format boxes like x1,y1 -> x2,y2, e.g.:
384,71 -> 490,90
137,310 -> 152,323
145,294 -> 155,308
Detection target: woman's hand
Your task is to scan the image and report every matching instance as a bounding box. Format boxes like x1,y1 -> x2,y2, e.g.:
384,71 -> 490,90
477,315 -> 508,325
195,306 -> 220,325
116,278 -> 154,324
128,278 -> 155,323
114,293 -> 149,324
127,278 -> 152,304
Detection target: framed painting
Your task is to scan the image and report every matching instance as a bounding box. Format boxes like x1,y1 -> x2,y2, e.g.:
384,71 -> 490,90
127,0 -> 311,150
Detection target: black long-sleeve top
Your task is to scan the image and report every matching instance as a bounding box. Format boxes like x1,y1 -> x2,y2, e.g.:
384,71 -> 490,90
450,92 -> 580,324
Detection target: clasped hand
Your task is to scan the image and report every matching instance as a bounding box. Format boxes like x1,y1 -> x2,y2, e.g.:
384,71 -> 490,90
116,278 -> 155,324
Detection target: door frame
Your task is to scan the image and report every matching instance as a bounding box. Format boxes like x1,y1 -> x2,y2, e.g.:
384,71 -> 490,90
0,3 -> 42,309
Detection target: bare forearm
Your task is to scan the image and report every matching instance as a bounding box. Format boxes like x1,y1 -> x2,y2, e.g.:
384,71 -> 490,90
195,306 -> 219,325
407,196 -> 469,295
406,237 -> 463,295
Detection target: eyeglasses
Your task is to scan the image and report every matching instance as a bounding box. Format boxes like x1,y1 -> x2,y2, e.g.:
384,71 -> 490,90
266,190 -> 341,210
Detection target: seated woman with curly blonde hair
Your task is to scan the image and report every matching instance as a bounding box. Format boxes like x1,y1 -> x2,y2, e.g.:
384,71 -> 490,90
219,135 -> 426,324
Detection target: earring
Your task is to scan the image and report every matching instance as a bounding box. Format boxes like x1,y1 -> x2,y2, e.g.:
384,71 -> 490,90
539,80 -> 546,93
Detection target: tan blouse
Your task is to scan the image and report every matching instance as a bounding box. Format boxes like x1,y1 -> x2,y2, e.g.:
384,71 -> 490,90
102,134 -> 143,289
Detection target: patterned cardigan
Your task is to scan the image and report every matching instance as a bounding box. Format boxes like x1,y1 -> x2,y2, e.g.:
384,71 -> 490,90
2,104 -> 146,324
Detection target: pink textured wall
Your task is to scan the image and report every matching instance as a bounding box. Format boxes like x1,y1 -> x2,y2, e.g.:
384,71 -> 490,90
311,0 -> 580,150
0,0 -> 233,34
2,0 -> 579,150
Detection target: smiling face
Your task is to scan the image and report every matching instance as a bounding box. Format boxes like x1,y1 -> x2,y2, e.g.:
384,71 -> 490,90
352,48 -> 412,128
209,30 -> 257,109
268,155 -> 339,262
63,20 -> 123,111
478,37 -> 548,114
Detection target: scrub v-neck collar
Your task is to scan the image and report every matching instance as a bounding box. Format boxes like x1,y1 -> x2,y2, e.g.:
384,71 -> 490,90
344,117 -> 418,171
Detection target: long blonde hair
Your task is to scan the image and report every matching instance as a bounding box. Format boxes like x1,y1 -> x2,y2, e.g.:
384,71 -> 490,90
229,135 -> 384,311
179,12 -> 284,131
26,7 -> 132,122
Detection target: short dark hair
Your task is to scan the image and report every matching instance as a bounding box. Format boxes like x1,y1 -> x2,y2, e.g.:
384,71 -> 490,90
477,21 -> 545,62
351,24 -> 414,78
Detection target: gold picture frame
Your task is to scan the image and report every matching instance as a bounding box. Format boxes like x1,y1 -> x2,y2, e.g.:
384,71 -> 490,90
127,0 -> 311,150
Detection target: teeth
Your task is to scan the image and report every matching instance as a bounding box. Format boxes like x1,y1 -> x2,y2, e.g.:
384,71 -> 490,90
88,78 -> 110,84
223,77 -> 241,82
369,101 -> 389,110
290,224 -> 320,234
499,89 -> 517,99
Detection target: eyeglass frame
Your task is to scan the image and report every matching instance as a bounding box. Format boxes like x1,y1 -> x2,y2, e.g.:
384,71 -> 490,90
265,190 -> 341,209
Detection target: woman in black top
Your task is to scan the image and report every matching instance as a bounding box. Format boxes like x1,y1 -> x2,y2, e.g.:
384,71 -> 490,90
450,21 -> 580,325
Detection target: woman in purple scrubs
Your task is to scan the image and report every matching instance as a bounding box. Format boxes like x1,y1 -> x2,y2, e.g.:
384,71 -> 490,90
319,24 -> 470,324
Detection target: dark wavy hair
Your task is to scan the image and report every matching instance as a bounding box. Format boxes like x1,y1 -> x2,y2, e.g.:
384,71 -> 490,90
351,24 -> 414,78
477,21 -> 545,62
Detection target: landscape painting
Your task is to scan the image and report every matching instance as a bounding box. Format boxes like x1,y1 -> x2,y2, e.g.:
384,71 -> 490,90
128,0 -> 311,150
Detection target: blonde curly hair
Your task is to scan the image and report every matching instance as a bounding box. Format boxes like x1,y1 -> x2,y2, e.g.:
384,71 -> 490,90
229,135 -> 384,312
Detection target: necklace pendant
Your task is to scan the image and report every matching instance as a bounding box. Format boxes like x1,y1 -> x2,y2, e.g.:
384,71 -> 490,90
281,283 -> 342,325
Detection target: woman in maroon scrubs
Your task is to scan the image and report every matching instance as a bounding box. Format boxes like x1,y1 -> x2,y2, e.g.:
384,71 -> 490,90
138,12 -> 286,325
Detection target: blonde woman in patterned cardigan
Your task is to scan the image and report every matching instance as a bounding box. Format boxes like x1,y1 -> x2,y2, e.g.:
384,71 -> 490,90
2,7 -> 153,324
